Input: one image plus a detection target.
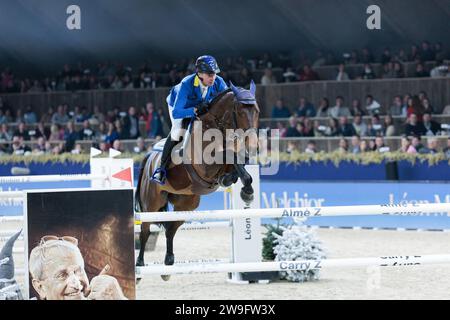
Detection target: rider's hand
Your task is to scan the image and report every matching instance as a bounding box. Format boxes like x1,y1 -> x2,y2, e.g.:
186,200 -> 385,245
195,102 -> 208,116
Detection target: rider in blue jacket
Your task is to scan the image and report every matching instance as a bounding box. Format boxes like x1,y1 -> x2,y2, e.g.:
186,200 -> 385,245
152,55 -> 228,184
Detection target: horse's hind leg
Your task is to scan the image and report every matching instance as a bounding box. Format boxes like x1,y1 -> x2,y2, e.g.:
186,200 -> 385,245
136,205 -> 167,267
161,194 -> 200,281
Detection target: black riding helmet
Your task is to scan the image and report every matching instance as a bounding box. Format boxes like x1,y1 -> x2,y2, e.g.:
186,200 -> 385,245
195,55 -> 220,74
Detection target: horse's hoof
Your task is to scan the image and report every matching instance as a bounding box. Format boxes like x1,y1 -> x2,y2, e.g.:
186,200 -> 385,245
161,275 -> 171,281
136,257 -> 145,267
240,189 -> 254,205
164,254 -> 175,265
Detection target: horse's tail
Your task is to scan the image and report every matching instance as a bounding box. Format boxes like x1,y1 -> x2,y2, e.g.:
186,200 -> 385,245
134,152 -> 152,213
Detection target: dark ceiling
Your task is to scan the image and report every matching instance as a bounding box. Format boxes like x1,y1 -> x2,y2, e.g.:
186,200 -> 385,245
0,0 -> 449,74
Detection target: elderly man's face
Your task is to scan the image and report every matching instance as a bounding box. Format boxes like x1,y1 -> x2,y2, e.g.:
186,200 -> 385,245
33,247 -> 89,300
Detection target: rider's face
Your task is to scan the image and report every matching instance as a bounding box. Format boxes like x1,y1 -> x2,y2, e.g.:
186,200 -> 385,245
198,73 -> 216,87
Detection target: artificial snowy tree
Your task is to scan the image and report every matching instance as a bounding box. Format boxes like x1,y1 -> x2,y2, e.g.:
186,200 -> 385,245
273,225 -> 327,282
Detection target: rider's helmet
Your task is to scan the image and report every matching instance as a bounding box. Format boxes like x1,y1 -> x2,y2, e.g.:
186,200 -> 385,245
195,55 -> 220,74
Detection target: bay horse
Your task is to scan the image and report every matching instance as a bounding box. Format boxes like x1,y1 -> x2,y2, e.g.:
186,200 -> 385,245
135,81 -> 260,280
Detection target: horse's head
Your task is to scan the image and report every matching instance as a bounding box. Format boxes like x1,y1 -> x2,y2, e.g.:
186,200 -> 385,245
200,81 -> 260,161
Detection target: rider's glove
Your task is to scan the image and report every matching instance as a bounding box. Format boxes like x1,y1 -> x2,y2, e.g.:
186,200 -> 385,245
195,102 -> 209,116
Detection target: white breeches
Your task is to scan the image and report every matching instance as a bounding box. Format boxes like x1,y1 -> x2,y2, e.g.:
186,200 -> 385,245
168,105 -> 184,141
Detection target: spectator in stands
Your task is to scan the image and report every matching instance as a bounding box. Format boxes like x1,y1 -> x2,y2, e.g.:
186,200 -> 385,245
325,118 -> 340,137
350,99 -> 366,116
422,98 -> 435,114
34,122 -> 49,141
411,135 -> 425,153
352,114 -> 368,137
32,136 -> 47,155
367,115 -> 384,136
282,67 -> 297,83
51,105 -> 69,125
24,106 -> 38,124
276,121 -> 287,137
441,104 -> 450,115
364,95 -> 381,115
295,97 -> 316,117
49,124 -> 63,141
0,109 -> 6,124
79,120 -> 95,140
336,63 -> 350,81
406,96 -> 425,121
361,63 -> 376,80
271,99 -> 291,119
71,143 -> 83,154
133,137 -> 146,154
13,121 -> 30,140
90,105 -> 105,125
351,135 -> 361,154
329,96 -> 351,118
399,136 -> 415,153
422,113 -> 441,136
393,62 -> 404,78
15,108 -> 25,123
420,41 -> 435,62
384,115 -> 396,136
419,138 -> 439,154
404,113 -> 426,136
285,117 -> 299,137
144,102 -> 161,138
104,122 -> 119,146
122,106 -> 140,139
316,98 -> 330,117
396,49 -> 408,62
409,45 -> 420,61
389,96 -> 405,116
39,107 -> 54,124
298,65 -> 319,81
368,139 -> 376,151
361,47 -> 374,64
336,138 -> 348,153
359,140 -> 369,153
63,121 -> 79,152
415,63 -> 428,78
443,137 -> 450,159
260,68 -> 277,85
285,141 -> 298,154
9,135 -> 31,155
235,67 -> 253,87
374,136 -> 388,152
381,63 -> 395,79
304,140 -> 317,154
313,120 -> 325,137
0,123 -> 12,142
302,118 -> 314,137
338,116 -> 356,137
112,139 -> 124,153
381,48 -> 392,64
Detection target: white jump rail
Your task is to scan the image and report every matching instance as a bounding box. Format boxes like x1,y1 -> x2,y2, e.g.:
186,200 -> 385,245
137,254 -> 450,275
137,203 -> 450,222
0,174 -> 107,184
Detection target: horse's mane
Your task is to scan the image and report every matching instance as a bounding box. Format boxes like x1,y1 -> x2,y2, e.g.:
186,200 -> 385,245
209,89 -> 232,107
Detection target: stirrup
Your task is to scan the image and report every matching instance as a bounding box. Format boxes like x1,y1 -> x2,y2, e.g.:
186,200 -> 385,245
151,168 -> 167,185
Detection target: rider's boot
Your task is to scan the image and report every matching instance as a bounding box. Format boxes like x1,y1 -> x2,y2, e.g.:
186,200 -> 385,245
151,135 -> 179,185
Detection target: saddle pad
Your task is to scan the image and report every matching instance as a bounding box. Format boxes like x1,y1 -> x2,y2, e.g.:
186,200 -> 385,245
152,138 -> 167,152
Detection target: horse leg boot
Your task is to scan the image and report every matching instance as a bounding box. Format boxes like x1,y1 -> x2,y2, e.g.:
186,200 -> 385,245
161,221 -> 184,281
233,163 -> 254,206
152,135 -> 179,185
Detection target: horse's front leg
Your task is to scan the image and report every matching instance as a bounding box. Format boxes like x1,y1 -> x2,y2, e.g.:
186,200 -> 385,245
233,163 -> 254,206
161,220 -> 184,281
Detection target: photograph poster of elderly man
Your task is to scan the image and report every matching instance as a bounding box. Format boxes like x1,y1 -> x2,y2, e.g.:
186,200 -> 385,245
24,189 -> 135,300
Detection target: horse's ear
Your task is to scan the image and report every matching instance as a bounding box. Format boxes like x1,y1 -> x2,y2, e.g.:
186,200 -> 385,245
229,81 -> 239,96
249,80 -> 256,96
